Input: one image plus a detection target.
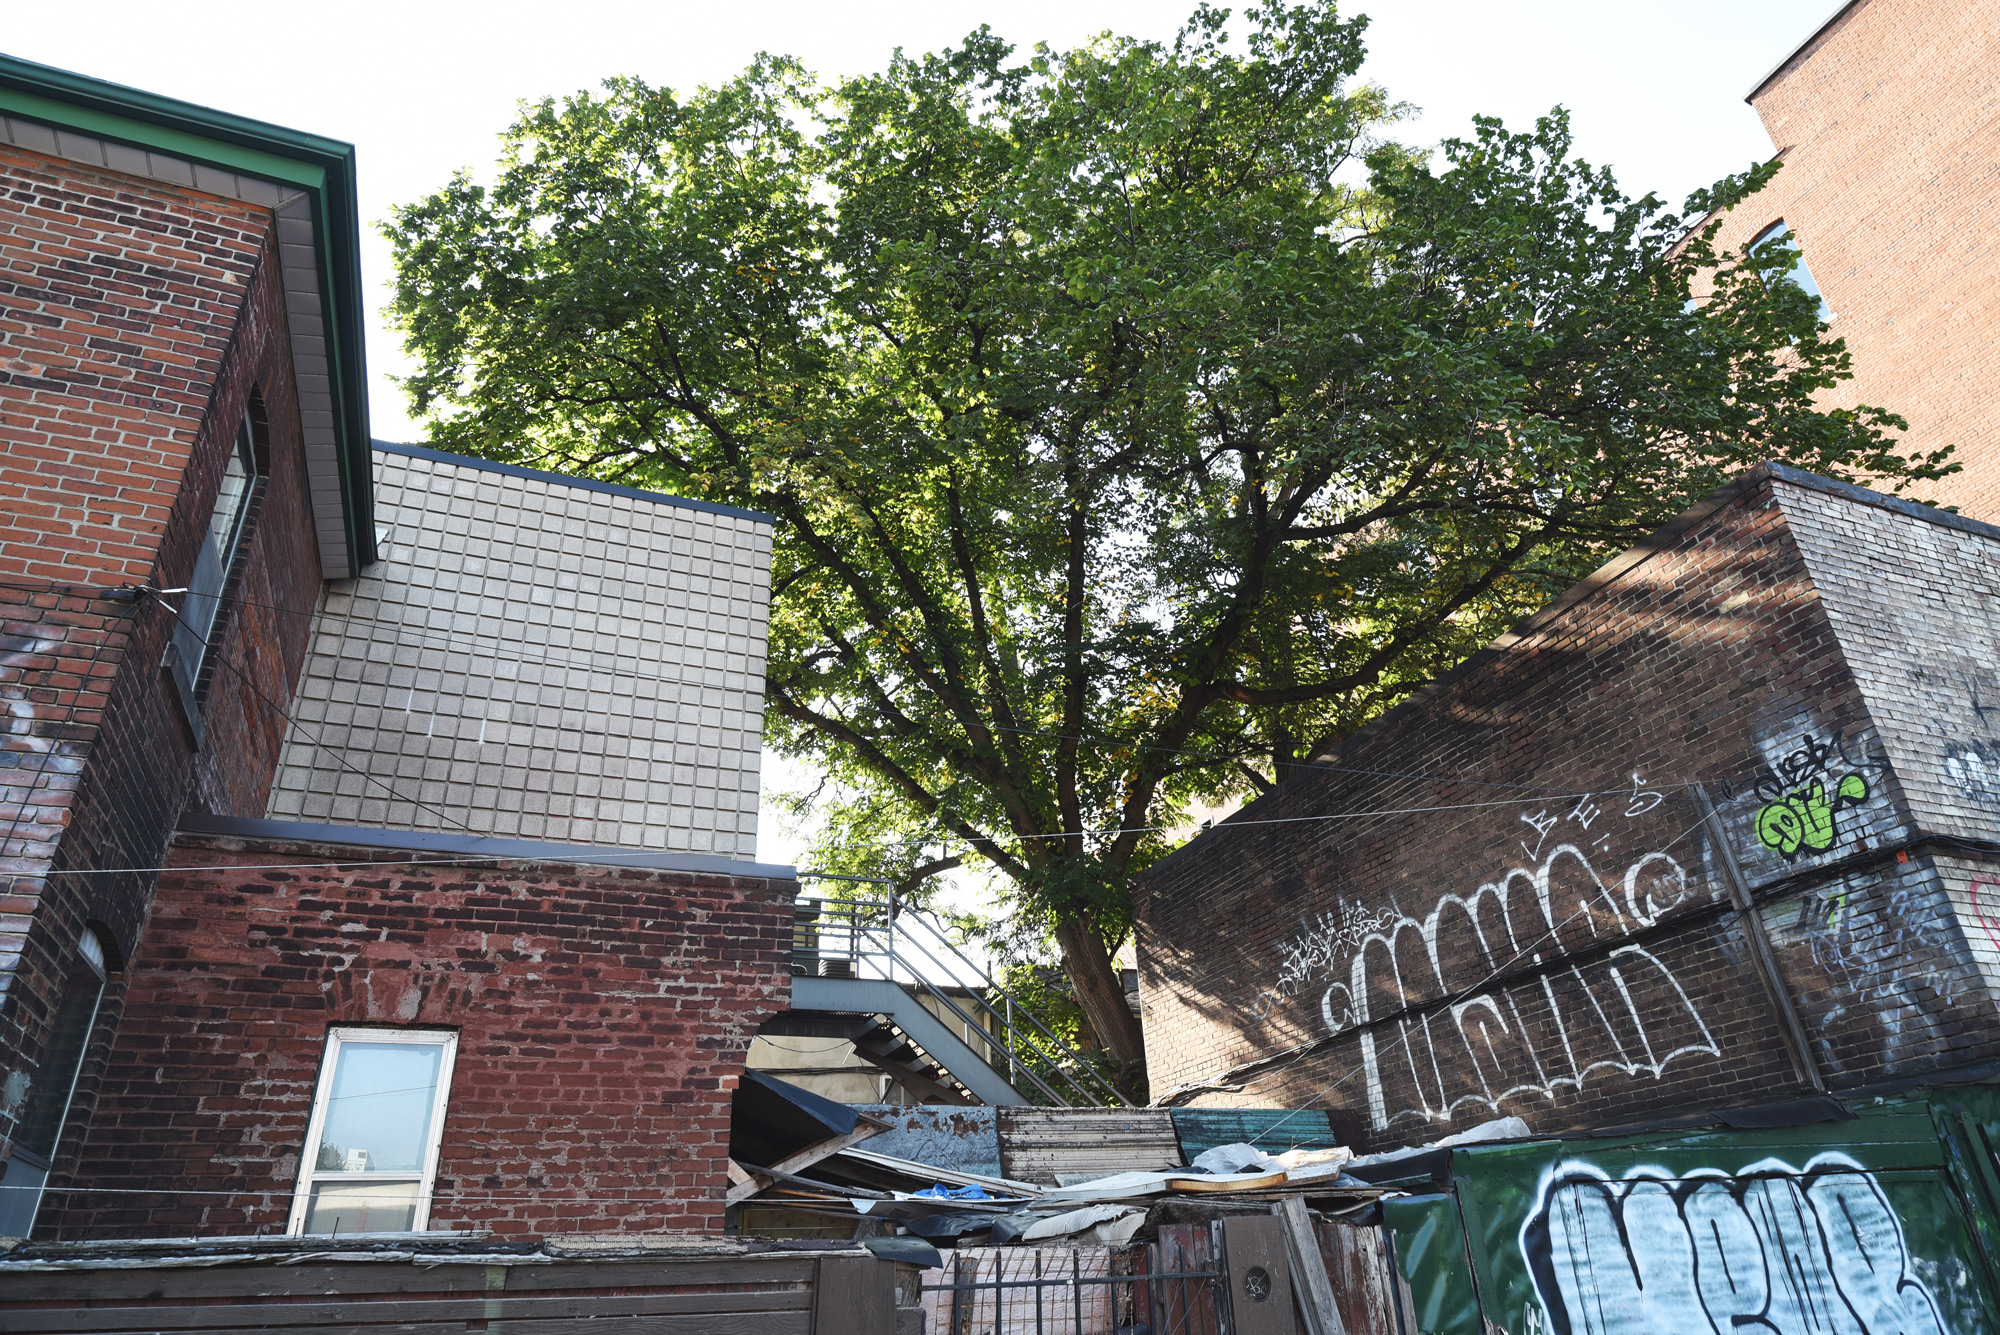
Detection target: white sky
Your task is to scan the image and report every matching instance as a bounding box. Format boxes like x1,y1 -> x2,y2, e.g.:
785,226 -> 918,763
3,0 -> 1840,868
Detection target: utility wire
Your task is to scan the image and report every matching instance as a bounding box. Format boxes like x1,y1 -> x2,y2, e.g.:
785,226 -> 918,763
0,587 -> 128,874
0,578 -> 1719,793
20,790 -> 1675,885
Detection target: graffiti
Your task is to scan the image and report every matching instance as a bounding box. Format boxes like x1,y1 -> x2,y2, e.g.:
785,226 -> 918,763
1748,728 -> 1879,804
1251,902 -> 1400,1020
1969,876 -> 2000,960
1944,739 -> 2000,810
1756,772 -> 1869,858
1266,844 -> 1716,1132
1794,879 -> 1966,1070
1523,1152 -> 1945,1335
1739,726 -> 1886,861
1622,773 -> 1664,818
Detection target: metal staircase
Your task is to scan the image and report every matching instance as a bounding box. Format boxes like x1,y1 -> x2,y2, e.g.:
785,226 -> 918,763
780,891 -> 1128,1108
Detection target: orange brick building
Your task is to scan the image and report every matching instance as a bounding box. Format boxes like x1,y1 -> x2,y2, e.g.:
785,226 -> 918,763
1712,0 -> 2000,519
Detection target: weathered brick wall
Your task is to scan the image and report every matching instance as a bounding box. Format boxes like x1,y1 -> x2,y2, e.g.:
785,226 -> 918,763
1135,469 -> 2000,1148
41,832 -> 797,1240
0,144 -> 321,1145
1715,0 -> 2000,520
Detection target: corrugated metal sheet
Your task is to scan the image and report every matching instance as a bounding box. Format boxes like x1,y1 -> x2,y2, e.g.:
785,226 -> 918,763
1169,1108 -> 1344,1161
997,1108 -> 1184,1184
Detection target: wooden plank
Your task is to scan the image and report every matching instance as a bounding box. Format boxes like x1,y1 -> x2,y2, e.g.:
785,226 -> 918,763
0,1264 -> 504,1305
0,1289 -> 811,1333
1153,1224 -> 1221,1335
494,1316 -> 809,1335
1273,1196 -> 1346,1335
0,1255 -> 819,1306
501,1257 -> 818,1291
1313,1218 -> 1399,1335
812,1254 -> 894,1335
728,1120 -> 888,1206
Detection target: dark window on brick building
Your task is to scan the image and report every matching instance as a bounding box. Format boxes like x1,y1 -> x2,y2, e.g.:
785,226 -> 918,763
289,1028 -> 458,1236
165,405 -> 263,718
0,929 -> 108,1237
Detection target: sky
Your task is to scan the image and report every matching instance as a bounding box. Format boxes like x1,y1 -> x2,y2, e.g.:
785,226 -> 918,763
3,0 -> 1842,867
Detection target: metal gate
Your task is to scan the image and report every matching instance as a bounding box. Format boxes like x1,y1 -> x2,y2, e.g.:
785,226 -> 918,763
918,1231 -> 1226,1335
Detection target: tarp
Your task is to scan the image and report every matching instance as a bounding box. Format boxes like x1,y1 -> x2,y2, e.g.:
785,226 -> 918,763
729,1069 -> 860,1167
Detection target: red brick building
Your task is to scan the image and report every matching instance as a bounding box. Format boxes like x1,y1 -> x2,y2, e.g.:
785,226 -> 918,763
1711,0 -> 2000,520
1137,465 -> 2000,1146
0,55 -> 796,1243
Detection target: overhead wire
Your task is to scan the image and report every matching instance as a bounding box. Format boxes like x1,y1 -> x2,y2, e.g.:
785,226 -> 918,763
0,577 -> 1716,795
0,586 -> 126,870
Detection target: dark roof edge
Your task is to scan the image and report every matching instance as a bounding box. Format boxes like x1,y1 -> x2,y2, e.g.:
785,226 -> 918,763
1763,460 -> 2000,542
374,441 -> 777,526
1745,0 -> 1862,103
1144,462 -> 1991,882
176,812 -> 798,881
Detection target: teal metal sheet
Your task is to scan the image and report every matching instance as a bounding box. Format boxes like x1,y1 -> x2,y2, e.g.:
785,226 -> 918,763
1170,1107 -> 1342,1160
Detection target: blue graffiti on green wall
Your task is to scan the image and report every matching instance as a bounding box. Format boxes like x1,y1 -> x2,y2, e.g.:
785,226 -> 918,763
1520,1152 -> 1944,1335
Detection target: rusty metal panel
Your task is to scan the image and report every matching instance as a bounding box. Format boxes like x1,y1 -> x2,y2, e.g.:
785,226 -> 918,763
1156,1223 -> 1225,1335
997,1107 -> 1182,1184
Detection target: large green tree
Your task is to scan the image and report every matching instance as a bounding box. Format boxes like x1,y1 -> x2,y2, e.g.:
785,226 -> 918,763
385,2 -> 1949,1090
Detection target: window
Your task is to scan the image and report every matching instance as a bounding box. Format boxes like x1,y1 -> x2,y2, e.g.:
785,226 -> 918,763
288,1028 -> 458,1236
166,406 -> 261,709
0,929 -> 110,1237
1749,220 -> 1834,323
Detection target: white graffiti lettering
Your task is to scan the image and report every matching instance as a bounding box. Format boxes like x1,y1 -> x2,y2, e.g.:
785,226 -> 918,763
1266,844 -> 1716,1132
1522,1152 -> 1945,1335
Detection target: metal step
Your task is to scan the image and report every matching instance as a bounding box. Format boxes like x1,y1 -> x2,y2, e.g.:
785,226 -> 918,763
790,975 -> 1030,1106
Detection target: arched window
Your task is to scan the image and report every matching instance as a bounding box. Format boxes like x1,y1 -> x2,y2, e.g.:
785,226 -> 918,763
0,928 -> 110,1237
1749,221 -> 1833,323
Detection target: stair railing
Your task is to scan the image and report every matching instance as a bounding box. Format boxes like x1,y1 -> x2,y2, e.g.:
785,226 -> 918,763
794,883 -> 1129,1108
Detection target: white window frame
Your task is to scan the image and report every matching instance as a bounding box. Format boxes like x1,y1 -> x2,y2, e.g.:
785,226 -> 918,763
286,1027 -> 458,1236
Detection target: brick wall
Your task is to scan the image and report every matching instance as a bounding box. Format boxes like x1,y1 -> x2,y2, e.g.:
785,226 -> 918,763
0,144 -> 322,1145
1135,468 -> 2000,1148
40,831 -> 797,1240
1715,0 -> 2000,520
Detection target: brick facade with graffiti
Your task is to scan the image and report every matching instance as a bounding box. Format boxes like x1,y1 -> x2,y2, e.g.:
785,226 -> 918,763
1136,463 -> 2000,1147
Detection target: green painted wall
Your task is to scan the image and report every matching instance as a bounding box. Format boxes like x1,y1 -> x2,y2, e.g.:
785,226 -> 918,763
1387,1089 -> 2000,1335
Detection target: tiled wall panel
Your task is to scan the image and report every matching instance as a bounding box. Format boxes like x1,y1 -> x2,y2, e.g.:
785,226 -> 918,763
266,448 -> 772,856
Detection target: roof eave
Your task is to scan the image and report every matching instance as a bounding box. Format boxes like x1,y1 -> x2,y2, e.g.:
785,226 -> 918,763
0,52 -> 375,576
1745,0 -> 1862,103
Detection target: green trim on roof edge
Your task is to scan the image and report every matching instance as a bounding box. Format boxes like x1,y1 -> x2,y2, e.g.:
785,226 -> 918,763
0,52 -> 375,574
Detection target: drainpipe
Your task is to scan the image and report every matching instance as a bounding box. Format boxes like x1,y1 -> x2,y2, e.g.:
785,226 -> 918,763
1696,785 -> 1827,1093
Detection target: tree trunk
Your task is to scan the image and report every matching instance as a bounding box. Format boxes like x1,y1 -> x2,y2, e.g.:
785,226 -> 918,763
1053,917 -> 1147,1096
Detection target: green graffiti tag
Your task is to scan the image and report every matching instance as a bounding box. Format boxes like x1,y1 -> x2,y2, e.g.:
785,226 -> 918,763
1755,773 -> 1868,857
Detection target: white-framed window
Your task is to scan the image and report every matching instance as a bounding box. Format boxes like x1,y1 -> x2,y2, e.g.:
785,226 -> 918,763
287,1028 -> 458,1236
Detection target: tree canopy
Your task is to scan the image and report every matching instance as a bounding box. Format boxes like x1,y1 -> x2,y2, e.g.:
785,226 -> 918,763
385,1 -> 1952,1091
